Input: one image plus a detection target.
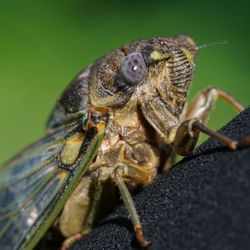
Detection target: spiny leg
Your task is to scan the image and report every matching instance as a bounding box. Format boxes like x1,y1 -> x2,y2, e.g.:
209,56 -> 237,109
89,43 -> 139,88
115,170 -> 150,247
174,87 -> 249,155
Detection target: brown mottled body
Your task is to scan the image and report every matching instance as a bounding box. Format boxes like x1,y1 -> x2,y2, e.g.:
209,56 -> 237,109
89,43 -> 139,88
45,35 -> 249,248
51,36 -> 196,242
59,95 -> 160,238
1,35 -> 249,250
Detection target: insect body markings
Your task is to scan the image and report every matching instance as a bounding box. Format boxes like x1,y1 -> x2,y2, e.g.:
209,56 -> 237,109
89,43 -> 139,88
0,35 -> 250,250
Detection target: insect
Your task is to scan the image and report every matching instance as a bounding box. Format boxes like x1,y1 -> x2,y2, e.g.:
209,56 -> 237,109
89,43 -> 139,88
0,35 -> 250,250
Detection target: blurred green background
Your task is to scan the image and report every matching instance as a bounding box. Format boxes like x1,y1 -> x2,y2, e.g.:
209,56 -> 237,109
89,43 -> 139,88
0,0 -> 249,163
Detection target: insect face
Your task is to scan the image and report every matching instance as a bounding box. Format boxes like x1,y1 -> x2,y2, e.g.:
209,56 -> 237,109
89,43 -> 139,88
89,35 -> 197,143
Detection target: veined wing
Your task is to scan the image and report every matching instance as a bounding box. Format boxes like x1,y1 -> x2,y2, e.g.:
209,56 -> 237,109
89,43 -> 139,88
0,121 -> 104,250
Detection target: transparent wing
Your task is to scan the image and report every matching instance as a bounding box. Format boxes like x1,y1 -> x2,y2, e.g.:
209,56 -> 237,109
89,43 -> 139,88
0,121 -> 82,250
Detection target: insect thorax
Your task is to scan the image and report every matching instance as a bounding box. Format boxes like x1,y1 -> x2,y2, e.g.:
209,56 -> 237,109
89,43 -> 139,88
46,65 -> 92,132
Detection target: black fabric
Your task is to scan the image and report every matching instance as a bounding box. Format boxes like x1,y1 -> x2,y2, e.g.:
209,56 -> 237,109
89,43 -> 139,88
70,107 -> 250,250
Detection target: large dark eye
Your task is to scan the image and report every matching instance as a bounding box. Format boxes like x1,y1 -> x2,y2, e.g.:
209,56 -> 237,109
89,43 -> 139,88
120,52 -> 147,85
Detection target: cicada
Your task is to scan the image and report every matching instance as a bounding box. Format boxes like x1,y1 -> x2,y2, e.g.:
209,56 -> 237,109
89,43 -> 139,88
1,35 -> 250,250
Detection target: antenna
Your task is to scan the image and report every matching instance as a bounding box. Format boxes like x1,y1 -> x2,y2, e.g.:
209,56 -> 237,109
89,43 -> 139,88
197,40 -> 229,50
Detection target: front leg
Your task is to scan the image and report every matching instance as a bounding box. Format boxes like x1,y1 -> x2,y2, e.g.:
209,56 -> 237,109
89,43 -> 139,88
185,87 -> 244,123
174,87 -> 249,155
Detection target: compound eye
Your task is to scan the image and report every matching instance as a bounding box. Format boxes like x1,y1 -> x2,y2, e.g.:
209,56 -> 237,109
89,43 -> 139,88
120,52 -> 147,85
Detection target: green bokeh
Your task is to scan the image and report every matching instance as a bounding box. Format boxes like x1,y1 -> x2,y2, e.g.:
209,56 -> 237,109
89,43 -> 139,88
0,0 -> 249,163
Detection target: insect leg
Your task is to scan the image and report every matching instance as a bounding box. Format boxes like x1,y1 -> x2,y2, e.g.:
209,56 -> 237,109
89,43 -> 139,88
161,146 -> 176,172
174,88 -> 249,155
82,174 -> 103,232
189,119 -> 250,150
185,87 -> 244,123
61,234 -> 84,250
115,170 -> 150,247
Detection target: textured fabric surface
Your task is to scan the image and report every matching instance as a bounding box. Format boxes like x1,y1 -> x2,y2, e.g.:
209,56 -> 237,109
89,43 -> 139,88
70,107 -> 250,250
